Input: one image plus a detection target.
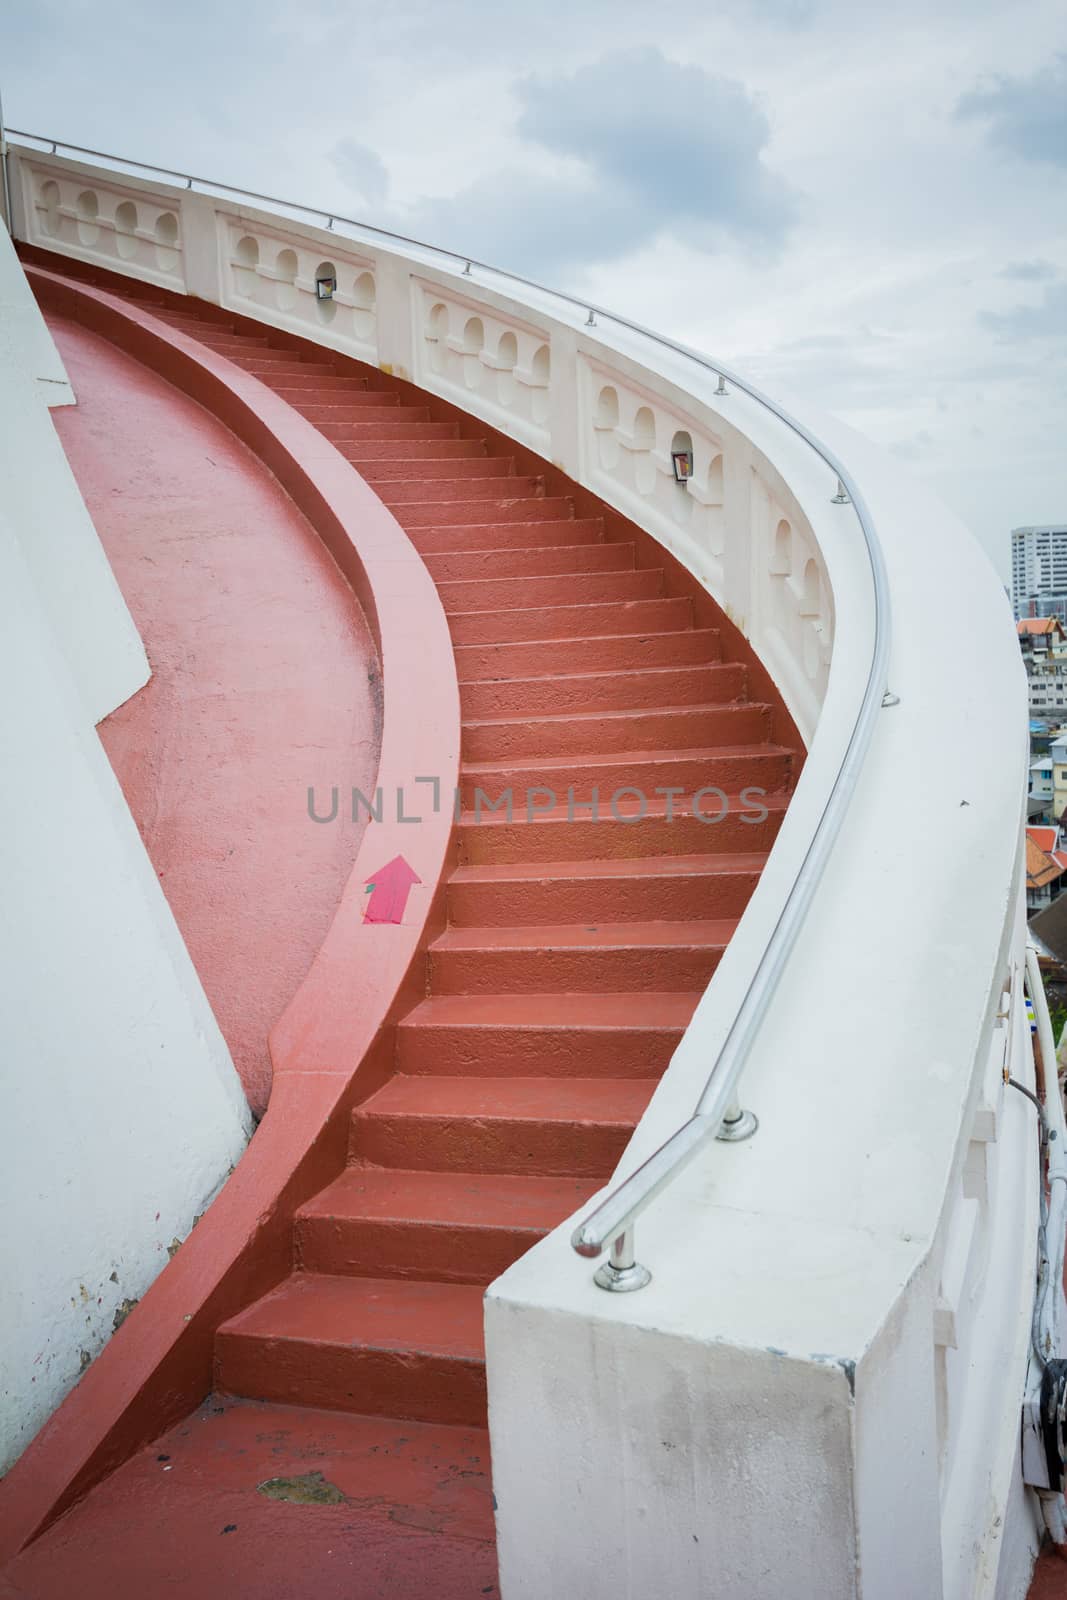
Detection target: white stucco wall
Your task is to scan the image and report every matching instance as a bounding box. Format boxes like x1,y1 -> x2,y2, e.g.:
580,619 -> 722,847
0,246 -> 250,1475
0,219 -> 148,725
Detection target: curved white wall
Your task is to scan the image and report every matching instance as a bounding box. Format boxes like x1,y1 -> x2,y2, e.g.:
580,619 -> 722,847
5,143 -> 1042,1597
0,226 -> 250,1474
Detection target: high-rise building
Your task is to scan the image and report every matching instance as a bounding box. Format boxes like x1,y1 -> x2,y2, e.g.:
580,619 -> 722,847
1011,524 -> 1067,619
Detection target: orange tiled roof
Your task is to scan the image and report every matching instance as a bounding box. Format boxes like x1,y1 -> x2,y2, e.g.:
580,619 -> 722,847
1028,835 -> 1065,889
1019,618 -> 1065,636
1029,826 -> 1058,854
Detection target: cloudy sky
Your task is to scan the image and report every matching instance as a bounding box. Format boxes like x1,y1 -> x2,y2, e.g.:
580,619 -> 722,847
3,0 -> 1064,580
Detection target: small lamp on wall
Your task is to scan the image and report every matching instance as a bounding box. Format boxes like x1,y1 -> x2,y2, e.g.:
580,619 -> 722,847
316,273 -> 336,301
671,448 -> 694,484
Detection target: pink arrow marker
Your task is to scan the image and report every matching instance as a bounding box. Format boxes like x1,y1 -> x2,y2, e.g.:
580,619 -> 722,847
363,855 -> 422,924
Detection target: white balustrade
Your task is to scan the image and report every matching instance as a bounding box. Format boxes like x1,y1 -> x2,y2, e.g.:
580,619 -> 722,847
25,163 -> 183,289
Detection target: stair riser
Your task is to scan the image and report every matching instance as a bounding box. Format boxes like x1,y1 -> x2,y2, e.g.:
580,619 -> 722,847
196,336 -> 270,353
457,806 -> 783,863
362,458 -> 511,482
308,409 -> 425,435
379,476 -> 541,505
343,444 -> 489,465
429,943 -> 724,994
302,406 -> 426,427
455,629 -> 720,679
236,360 -> 341,377
309,406 -> 420,434
447,868 -> 761,926
326,422 -> 492,448
449,596 -> 692,646
462,702 -> 771,759
400,497 -> 572,529
413,519 -> 604,555
324,420 -> 458,440
395,1022 -> 684,1078
460,750 -> 790,808
295,1213 -> 540,1285
267,374 -> 370,392
153,315 -> 239,336
427,543 -> 629,584
460,663 -> 745,719
350,1108 -> 636,1178
442,569 -> 662,614
215,1334 -> 486,1427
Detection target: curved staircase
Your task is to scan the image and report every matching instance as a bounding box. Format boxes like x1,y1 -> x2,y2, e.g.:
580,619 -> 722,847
13,259 -> 800,1587
169,301 -> 797,1429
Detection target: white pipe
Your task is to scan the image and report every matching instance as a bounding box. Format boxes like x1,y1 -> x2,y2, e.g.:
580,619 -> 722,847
1025,942 -> 1067,1545
1027,942 -> 1067,1368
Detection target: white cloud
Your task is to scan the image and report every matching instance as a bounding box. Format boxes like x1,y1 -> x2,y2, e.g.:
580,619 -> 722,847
3,0 -> 1065,578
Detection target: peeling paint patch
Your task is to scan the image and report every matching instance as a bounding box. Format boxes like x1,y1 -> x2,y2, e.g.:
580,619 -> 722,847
257,1471 -> 347,1506
112,1297 -> 139,1332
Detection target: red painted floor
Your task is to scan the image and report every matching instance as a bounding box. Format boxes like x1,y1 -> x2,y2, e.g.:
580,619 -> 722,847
48,317 -> 381,1116
0,1398 -> 497,1599
1033,1543 -> 1067,1594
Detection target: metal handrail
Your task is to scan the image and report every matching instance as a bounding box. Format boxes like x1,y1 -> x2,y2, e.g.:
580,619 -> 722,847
6,129 -> 893,1287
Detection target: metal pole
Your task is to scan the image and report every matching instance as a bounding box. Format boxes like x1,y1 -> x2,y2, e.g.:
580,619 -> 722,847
0,82 -> 13,232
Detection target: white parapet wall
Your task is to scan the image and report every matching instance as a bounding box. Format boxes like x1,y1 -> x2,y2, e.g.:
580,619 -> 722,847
4,141 -> 1043,1596
0,217 -> 251,1474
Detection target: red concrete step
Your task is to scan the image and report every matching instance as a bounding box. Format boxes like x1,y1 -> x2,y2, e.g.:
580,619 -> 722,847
459,661 -> 746,719
297,405 -> 432,427
396,991 -> 697,1078
303,400 -> 416,429
427,542 -> 632,585
265,372 -> 371,393
446,852 -> 767,926
215,1273 -> 487,1425
150,313 -> 246,339
338,434 -> 484,457
440,568 -> 663,615
193,333 -> 272,353
350,1075 -> 655,1176
448,594 -> 692,646
454,627 -> 720,680
399,495 -> 573,530
361,456 -> 514,482
455,792 -> 787,863
324,418 -> 459,440
231,356 -> 341,376
462,700 -> 772,760
459,742 -> 792,808
316,406 -> 435,425
428,918 -> 735,993
378,474 -> 543,506
412,517 -> 605,556
296,1166 -> 595,1284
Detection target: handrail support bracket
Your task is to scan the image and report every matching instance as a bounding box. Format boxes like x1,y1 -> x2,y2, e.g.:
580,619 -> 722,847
716,1104 -> 759,1142
593,1228 -> 652,1294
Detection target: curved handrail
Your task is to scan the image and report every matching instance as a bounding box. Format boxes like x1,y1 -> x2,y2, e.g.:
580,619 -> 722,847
6,129 -> 893,1281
